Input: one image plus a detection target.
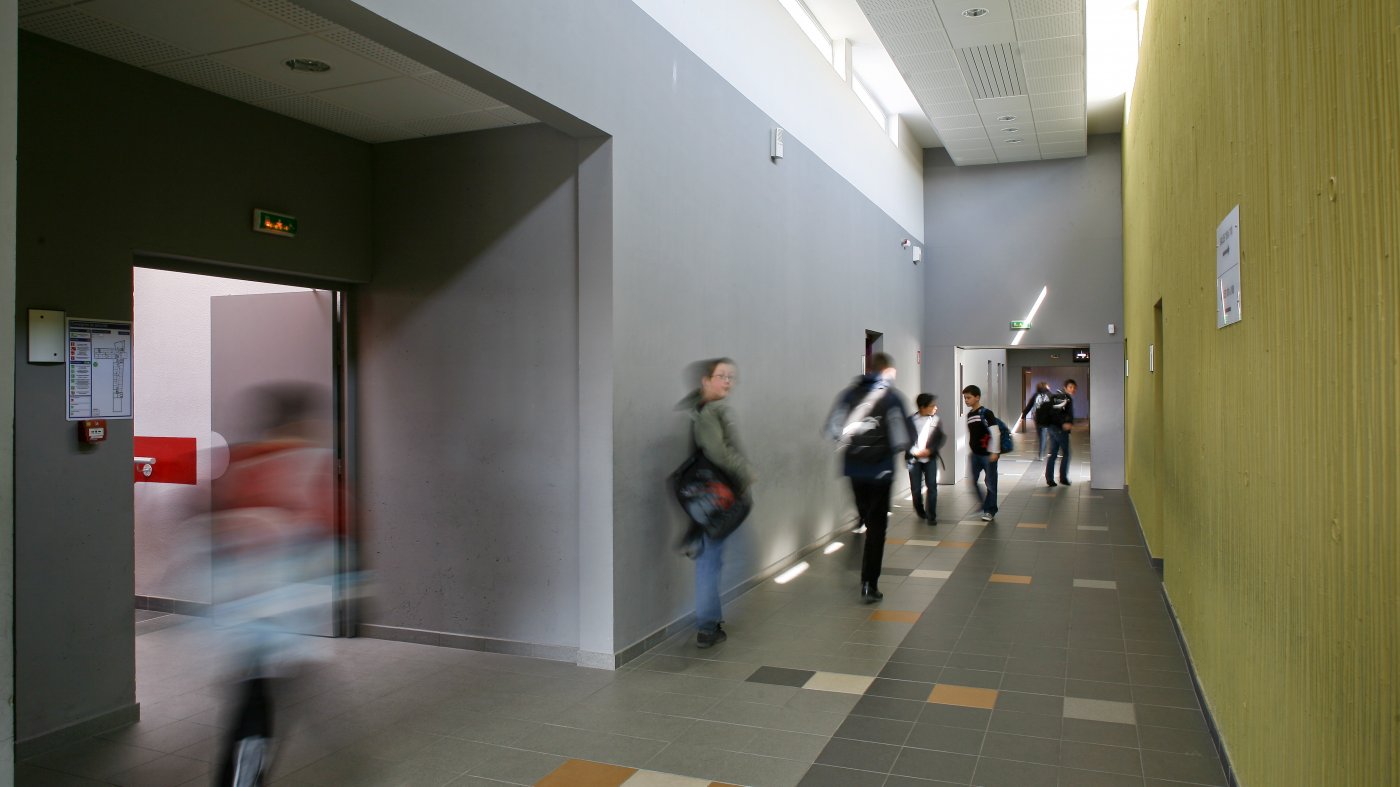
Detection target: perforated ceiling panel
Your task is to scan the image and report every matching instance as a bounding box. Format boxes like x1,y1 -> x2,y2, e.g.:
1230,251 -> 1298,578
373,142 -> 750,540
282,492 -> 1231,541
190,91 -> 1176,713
855,0 -> 1087,165
18,0 -> 537,144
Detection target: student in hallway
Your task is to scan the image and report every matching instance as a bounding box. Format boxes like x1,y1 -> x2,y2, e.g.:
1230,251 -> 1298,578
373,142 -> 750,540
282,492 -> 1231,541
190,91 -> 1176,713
962,384 -> 1008,521
1045,379 -> 1078,486
907,393 -> 943,523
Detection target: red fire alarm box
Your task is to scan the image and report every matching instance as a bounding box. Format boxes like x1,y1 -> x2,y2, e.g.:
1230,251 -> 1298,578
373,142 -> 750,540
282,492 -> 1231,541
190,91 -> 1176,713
78,419 -> 107,443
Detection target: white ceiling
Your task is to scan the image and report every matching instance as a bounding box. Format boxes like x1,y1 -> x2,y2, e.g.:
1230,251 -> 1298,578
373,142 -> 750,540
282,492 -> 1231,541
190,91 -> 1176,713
850,0 -> 1089,165
17,0 -> 537,143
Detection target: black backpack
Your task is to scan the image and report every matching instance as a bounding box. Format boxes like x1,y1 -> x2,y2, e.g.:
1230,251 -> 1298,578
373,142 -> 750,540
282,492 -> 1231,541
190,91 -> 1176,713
839,386 -> 892,462
1033,393 -> 1055,425
1044,391 -> 1072,425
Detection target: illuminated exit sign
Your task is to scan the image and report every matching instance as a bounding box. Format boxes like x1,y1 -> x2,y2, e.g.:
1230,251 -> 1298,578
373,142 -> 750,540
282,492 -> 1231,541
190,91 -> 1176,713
253,209 -> 297,237
1010,321 -> 1030,330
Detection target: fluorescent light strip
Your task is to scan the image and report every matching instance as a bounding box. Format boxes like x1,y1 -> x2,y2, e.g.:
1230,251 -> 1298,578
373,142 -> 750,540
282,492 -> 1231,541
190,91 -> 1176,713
774,561 -> 810,584
1011,286 -> 1049,346
824,542 -> 844,554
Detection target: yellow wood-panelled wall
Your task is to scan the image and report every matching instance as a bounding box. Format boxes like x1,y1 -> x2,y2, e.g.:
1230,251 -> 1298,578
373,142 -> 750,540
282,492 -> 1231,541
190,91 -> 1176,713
1123,1 -> 1398,783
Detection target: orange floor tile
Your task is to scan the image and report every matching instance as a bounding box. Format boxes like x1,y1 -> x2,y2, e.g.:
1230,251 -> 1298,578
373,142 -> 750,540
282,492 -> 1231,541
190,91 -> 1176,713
536,759 -> 637,787
989,573 -> 1032,584
869,609 -> 921,623
928,683 -> 999,709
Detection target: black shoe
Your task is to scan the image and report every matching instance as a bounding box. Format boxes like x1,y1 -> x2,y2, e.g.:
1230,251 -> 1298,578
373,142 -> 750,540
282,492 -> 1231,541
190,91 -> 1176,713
913,510 -> 927,520
1046,479 -> 1057,487
1060,478 -> 1072,486
861,583 -> 884,603
696,624 -> 727,649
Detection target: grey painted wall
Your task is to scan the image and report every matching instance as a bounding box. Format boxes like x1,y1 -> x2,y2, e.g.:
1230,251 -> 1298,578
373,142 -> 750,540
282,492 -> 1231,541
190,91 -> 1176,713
923,136 -> 1125,490
325,0 -> 926,655
359,125 -> 583,650
3,0 -> 17,773
15,34 -> 372,742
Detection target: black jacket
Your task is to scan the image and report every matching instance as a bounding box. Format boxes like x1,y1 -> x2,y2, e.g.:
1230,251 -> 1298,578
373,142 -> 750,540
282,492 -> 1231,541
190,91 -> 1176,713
824,374 -> 912,481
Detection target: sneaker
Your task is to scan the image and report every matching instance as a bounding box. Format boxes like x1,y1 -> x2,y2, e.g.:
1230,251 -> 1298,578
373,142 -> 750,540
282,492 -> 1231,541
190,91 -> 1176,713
853,524 -> 867,534
1046,479 -> 1057,487
980,512 -> 994,522
861,583 -> 884,603
696,625 -> 727,649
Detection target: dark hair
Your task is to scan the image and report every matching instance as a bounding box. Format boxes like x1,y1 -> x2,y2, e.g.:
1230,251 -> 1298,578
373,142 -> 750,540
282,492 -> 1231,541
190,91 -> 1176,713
962,384 -> 981,397
916,393 -> 935,409
688,357 -> 736,387
870,352 -> 894,372
1036,382 -> 1050,392
1064,379 -> 1077,388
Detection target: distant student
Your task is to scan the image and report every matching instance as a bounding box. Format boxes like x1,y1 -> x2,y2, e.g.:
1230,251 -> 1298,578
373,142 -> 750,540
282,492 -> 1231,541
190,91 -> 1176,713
1021,381 -> 1052,460
906,394 -> 943,523
1044,379 -> 1078,487
962,385 -> 1008,521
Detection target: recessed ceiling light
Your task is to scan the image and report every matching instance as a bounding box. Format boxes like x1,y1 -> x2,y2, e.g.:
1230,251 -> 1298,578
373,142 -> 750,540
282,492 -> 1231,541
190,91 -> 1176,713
1001,127 -> 1020,133
996,115 -> 1017,122
284,58 -> 331,73
1005,139 -> 1024,144
962,8 -> 989,18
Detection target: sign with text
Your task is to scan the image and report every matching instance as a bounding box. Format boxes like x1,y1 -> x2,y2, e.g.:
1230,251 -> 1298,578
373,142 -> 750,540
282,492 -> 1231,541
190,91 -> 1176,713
1216,205 -> 1242,328
67,319 -> 133,420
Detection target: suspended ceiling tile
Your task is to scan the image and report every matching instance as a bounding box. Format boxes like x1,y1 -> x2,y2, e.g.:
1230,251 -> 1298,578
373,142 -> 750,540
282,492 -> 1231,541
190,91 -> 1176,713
18,0 -> 75,15
906,70 -> 964,93
149,56 -> 296,103
415,72 -> 505,111
487,106 -> 537,125
1034,117 -> 1087,133
254,93 -> 382,135
402,111 -> 511,136
1037,130 -> 1085,144
975,94 -> 1033,119
1026,54 -> 1085,76
210,34 -> 401,91
237,0 -> 338,33
1019,36 -> 1083,60
1031,89 -> 1083,109
319,26 -> 432,75
856,0 -> 929,14
313,76 -> 470,123
22,6 -> 193,67
353,125 -> 422,143
931,113 -> 984,129
896,51 -> 961,73
871,6 -> 945,33
1015,12 -> 1082,41
1031,103 -> 1082,121
80,0 -> 303,56
1028,73 -> 1083,94
939,126 -> 993,141
1011,0 -> 1083,16
918,83 -> 976,105
883,30 -> 954,57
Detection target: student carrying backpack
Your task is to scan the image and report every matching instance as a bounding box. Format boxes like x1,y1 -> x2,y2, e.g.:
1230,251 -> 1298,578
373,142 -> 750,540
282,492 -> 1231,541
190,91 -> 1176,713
961,384 -> 1007,521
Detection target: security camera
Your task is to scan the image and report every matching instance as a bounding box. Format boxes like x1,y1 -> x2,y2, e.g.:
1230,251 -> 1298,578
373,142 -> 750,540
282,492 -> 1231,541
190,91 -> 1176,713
901,239 -> 910,249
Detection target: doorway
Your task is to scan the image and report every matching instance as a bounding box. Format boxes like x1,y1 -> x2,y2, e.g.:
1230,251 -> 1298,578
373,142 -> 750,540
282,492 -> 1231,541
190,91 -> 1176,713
864,330 -> 884,373
132,266 -> 350,638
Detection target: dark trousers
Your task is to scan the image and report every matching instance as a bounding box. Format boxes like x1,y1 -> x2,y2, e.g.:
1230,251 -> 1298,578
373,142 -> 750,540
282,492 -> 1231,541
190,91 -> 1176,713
850,478 -> 891,586
1046,428 -> 1071,482
908,461 -> 937,520
969,454 -> 998,515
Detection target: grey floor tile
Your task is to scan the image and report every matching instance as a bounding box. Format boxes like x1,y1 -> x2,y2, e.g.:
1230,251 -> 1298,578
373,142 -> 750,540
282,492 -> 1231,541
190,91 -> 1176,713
868,678 -> 937,701
889,648 -> 952,667
1133,705 -> 1207,731
989,709 -> 1063,739
971,756 -> 1059,787
1140,748 -> 1228,785
815,736 -> 901,773
833,714 -> 914,746
902,721 -> 985,756
728,681 -> 803,707
1128,668 -> 1194,690
796,763 -> 887,786
702,698 -> 847,736
935,667 -> 1002,690
466,747 -> 567,785
880,662 -> 944,683
1135,725 -> 1218,757
981,730 -> 1062,766
889,745 -> 978,783
684,719 -> 829,762
1000,674 -> 1066,696
646,741 -> 812,787
1061,718 -> 1140,749
512,723 -> 667,765
786,690 -> 860,715
917,703 -> 991,731
851,695 -> 927,722
1065,680 -> 1134,703
1130,685 -> 1200,709
108,754 -> 210,787
1059,740 -> 1143,777
749,666 -> 819,688
995,690 -> 1064,716
1058,767 -> 1146,786
26,739 -> 168,781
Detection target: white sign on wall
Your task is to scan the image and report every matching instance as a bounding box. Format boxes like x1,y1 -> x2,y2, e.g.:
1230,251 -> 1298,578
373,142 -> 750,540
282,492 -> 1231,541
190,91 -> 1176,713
67,319 -> 133,420
1216,205 -> 1243,328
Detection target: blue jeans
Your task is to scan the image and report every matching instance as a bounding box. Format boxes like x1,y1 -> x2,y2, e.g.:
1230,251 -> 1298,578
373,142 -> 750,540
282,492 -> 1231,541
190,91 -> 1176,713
970,454 -> 998,515
908,461 -> 937,519
695,533 -> 726,632
1036,426 -> 1052,457
1046,428 -> 1071,482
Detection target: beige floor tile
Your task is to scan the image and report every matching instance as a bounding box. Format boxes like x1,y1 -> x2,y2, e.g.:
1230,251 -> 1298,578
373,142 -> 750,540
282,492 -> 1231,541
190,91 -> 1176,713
802,672 -> 876,695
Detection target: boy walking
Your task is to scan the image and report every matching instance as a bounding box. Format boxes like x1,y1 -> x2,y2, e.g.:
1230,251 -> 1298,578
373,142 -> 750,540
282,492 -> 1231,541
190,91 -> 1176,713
1044,379 -> 1078,486
907,394 -> 943,523
962,385 -> 1007,521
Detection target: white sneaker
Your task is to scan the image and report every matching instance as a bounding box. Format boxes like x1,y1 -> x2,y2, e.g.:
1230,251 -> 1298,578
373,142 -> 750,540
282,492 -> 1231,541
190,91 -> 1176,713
980,512 -> 994,521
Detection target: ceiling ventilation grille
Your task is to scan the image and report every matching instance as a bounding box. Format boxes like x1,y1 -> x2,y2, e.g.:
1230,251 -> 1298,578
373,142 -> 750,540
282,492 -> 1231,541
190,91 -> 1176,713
955,43 -> 1027,99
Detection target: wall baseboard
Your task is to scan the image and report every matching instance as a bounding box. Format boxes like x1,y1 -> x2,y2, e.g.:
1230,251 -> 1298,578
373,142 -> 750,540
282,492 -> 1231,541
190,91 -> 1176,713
15,703 -> 140,759
1161,590 -> 1241,787
135,595 -> 210,617
356,623 -> 577,663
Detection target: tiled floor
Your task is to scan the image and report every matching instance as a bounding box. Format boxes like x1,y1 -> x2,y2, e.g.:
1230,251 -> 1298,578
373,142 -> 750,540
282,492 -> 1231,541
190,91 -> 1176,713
21,427 -> 1229,786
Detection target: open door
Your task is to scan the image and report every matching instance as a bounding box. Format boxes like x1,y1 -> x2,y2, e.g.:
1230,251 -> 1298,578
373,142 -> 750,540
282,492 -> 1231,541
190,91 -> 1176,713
211,290 -> 339,636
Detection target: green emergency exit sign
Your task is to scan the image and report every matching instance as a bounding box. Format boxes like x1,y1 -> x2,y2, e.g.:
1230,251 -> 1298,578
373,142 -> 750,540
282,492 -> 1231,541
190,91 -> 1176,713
1010,321 -> 1030,330
253,209 -> 297,237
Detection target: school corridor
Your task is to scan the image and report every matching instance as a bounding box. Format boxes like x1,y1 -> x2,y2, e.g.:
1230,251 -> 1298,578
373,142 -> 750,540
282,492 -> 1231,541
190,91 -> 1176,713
19,430 -> 1227,786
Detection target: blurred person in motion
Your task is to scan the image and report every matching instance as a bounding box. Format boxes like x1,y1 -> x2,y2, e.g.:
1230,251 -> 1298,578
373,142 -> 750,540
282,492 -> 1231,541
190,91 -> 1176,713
1044,379 -> 1078,486
1021,381 -> 1052,460
825,353 -> 911,603
209,382 -> 339,786
962,384 -> 1008,521
677,358 -> 755,649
